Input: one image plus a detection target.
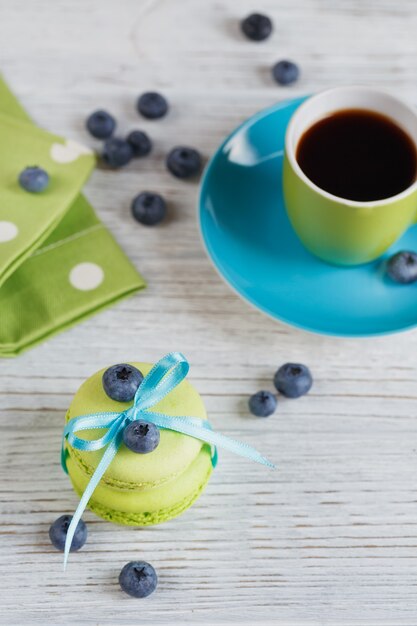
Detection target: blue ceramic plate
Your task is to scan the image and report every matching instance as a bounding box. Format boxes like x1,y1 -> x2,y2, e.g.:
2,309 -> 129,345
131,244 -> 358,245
199,96 -> 417,337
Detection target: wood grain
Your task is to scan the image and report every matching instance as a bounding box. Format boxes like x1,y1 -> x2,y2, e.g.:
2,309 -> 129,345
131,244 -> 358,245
2,0 -> 417,623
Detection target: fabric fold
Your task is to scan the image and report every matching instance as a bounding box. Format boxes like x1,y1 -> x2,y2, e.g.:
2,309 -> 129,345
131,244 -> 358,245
0,106 -> 96,287
0,76 -> 145,356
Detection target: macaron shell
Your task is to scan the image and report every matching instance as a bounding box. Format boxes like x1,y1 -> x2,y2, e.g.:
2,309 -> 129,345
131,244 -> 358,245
66,362 -> 208,488
66,443 -> 213,525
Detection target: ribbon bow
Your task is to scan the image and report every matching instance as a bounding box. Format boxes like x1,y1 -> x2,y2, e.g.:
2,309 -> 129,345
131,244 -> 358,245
61,352 -> 274,567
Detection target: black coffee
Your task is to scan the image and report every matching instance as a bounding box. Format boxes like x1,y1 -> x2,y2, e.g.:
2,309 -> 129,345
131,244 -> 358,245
296,108 -> 417,202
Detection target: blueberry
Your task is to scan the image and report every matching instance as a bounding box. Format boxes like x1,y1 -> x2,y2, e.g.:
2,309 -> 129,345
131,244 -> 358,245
49,515 -> 87,552
119,561 -> 158,598
86,110 -> 116,139
102,364 -> 144,402
274,363 -> 312,398
241,13 -> 273,41
386,251 -> 417,284
137,92 -> 168,120
123,421 -> 160,454
18,166 -> 49,193
131,192 -> 167,226
127,130 -> 152,158
102,138 -> 133,168
272,60 -> 300,86
166,146 -> 202,179
248,390 -> 277,417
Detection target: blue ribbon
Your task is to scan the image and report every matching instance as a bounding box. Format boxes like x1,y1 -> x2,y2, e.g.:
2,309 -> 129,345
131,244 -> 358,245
61,352 -> 275,567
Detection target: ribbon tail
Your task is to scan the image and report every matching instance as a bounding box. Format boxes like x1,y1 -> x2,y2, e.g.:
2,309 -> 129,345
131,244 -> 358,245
147,413 -> 275,469
63,428 -> 124,570
203,429 -> 275,469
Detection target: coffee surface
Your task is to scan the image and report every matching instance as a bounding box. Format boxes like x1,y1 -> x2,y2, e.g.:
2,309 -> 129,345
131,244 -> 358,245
296,108 -> 417,202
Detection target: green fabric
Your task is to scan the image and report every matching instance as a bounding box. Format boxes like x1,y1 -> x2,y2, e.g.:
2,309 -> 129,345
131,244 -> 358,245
65,363 -> 213,526
0,78 -> 145,356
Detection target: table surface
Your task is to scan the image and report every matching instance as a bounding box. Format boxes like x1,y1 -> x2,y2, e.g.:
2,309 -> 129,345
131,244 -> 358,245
2,0 -> 417,624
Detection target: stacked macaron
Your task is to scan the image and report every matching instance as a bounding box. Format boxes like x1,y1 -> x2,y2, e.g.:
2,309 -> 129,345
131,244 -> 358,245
64,362 -> 213,526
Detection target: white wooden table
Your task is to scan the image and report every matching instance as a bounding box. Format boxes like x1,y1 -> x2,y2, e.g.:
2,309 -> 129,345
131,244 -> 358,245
2,1 -> 417,623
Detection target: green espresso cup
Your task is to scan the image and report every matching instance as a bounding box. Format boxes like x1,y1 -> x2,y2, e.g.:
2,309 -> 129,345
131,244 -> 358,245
283,86 -> 417,265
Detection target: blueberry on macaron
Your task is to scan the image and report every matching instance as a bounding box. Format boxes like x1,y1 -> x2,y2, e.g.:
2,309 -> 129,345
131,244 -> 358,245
123,421 -> 160,454
274,363 -> 312,398
386,251 -> 417,284
102,364 -> 144,402
49,515 -> 87,552
241,13 -> 273,41
18,166 -> 49,193
119,561 -> 158,598
248,390 -> 277,417
166,146 -> 202,179
137,92 -> 168,120
86,110 -> 116,139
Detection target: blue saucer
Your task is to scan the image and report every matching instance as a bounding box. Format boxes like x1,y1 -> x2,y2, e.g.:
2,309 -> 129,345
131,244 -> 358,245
199,96 -> 417,337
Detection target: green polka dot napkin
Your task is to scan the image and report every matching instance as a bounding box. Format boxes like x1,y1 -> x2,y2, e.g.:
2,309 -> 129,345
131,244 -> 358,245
0,77 -> 145,356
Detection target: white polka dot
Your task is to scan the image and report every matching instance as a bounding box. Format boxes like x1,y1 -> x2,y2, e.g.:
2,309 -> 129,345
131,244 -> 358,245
50,139 -> 93,163
0,221 -> 18,242
69,262 -> 104,291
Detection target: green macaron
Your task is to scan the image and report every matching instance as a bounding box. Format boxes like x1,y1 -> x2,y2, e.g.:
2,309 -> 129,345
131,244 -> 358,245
64,362 -> 213,526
